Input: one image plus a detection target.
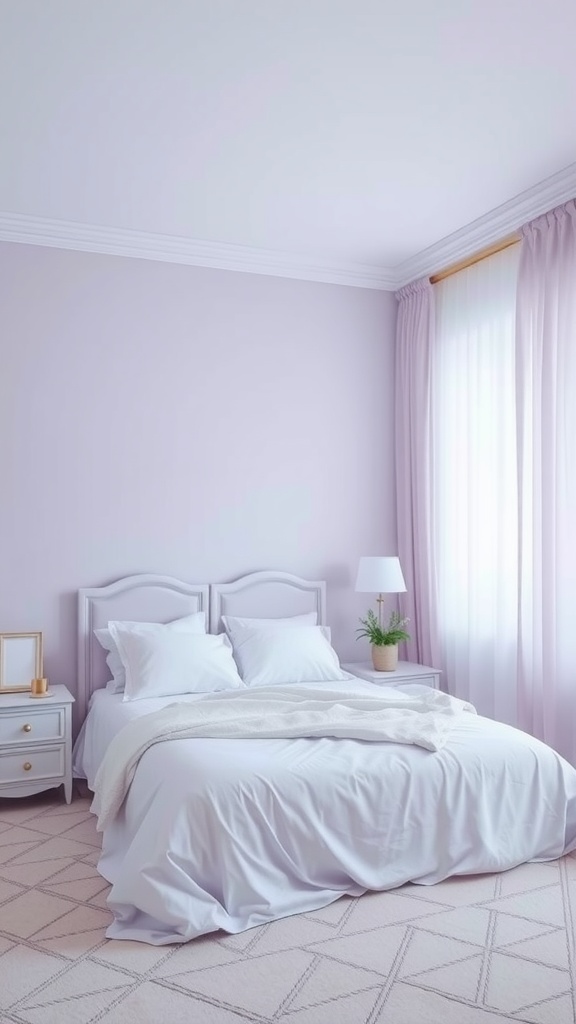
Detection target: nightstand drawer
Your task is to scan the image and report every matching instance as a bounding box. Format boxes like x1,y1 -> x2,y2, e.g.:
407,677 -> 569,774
0,707 -> 65,746
395,674 -> 437,690
0,745 -> 65,786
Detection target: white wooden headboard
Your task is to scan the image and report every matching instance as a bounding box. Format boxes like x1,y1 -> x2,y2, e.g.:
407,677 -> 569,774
77,570 -> 326,722
210,570 -> 326,632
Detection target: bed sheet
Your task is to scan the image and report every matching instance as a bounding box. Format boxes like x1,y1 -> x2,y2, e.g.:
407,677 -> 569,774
79,680 -> 576,945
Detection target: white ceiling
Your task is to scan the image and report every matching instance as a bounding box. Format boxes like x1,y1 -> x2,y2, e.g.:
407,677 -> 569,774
2,0 -> 576,288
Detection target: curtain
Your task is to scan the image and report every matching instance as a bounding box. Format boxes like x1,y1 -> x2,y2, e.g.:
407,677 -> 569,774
516,201 -> 576,763
395,278 -> 440,669
432,244 -> 521,725
399,200 -> 576,763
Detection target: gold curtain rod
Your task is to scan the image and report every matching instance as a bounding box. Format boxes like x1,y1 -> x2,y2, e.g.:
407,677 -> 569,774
429,233 -> 521,284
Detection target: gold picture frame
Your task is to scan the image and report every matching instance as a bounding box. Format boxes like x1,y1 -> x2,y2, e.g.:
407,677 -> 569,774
0,632 -> 43,693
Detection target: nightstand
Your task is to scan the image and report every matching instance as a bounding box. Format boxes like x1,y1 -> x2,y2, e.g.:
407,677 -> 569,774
342,660 -> 441,694
0,684 -> 75,803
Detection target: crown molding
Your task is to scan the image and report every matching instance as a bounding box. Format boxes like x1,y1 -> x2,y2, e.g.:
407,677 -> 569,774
392,162 -> 576,288
1,162 -> 575,292
0,211 -> 395,291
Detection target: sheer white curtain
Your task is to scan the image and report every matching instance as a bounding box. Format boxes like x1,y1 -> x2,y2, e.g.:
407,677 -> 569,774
432,244 -> 520,726
426,202 -> 576,763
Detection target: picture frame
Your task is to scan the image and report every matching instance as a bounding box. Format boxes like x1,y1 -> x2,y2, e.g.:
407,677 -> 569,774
0,632 -> 43,693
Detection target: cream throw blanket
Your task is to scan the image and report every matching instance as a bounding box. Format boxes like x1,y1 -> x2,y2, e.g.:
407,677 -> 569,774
91,685 -> 475,831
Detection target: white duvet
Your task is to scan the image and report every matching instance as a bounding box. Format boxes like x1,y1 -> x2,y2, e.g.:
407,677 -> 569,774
81,678 -> 576,945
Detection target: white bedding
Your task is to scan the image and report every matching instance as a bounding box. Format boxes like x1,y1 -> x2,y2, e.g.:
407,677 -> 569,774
91,685 -> 475,830
73,688 -> 207,789
75,679 -> 576,945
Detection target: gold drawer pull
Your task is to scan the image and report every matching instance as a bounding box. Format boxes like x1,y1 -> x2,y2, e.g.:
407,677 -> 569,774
22,723 -> 32,733
23,762 -> 32,771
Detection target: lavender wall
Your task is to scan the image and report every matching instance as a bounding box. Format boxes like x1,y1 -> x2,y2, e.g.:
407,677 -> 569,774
0,242 -> 397,722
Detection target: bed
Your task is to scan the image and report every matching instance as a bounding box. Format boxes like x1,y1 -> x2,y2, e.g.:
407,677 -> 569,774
73,571 -> 576,945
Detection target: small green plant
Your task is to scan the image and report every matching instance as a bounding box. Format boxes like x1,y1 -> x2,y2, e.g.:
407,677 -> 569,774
356,608 -> 410,647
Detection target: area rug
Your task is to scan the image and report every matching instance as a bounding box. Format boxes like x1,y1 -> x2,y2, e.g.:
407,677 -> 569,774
0,790 -> 575,1023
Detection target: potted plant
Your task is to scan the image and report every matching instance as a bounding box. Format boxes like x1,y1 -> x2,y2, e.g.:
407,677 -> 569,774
356,609 -> 410,672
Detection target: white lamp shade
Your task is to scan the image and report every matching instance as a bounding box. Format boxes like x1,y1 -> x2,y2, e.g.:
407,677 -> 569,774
355,556 -> 406,594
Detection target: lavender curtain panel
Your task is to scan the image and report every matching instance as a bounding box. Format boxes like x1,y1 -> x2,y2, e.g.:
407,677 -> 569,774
516,200 -> 576,762
395,279 -> 439,669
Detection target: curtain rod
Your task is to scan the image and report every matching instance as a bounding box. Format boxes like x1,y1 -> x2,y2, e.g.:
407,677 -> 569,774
430,233 -> 521,284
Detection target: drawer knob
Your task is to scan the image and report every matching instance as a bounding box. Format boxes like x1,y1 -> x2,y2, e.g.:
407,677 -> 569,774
23,762 -> 32,771
22,723 -> 32,732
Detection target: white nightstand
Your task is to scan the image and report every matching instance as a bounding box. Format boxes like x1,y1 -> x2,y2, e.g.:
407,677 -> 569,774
342,660 -> 441,694
0,684 -> 75,803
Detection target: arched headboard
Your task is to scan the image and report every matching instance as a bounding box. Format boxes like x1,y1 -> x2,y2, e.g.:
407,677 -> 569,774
210,570 -> 326,632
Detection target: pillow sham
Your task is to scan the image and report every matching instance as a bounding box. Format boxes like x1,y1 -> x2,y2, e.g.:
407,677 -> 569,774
108,626 -> 244,701
229,623 -> 348,688
221,611 -> 317,639
95,611 -> 206,693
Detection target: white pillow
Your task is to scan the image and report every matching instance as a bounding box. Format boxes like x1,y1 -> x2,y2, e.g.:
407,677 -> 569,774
222,611 -> 317,643
108,626 -> 244,701
229,624 -> 347,688
95,612 -> 206,693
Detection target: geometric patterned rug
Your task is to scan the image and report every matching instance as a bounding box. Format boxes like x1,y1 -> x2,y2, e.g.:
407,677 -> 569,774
1,791 -> 575,1024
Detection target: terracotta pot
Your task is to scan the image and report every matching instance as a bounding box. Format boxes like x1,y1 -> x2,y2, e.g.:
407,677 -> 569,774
371,644 -> 398,672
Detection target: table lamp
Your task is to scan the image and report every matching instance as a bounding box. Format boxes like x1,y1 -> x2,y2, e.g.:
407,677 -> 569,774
355,556 -> 406,628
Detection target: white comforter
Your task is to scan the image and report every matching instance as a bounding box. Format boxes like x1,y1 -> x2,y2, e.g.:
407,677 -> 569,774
91,684 -> 474,830
87,678 -> 576,945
